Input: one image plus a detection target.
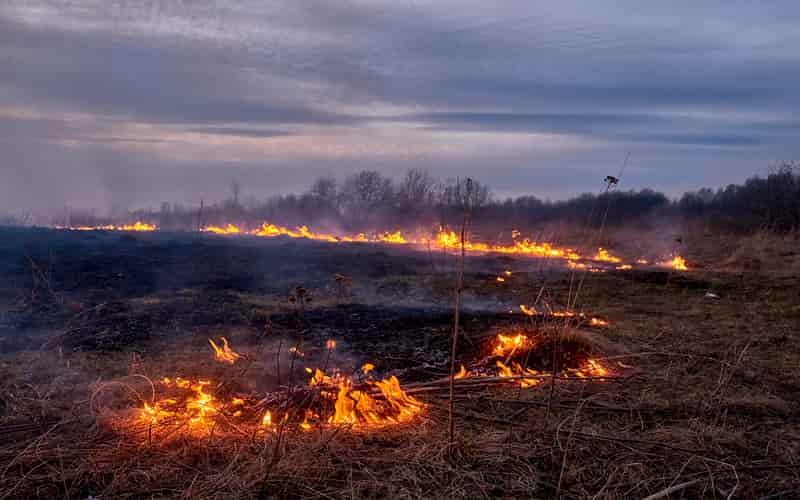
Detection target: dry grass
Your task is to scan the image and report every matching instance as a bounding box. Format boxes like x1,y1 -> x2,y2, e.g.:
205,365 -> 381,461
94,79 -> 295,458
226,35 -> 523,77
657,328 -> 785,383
1,231 -> 799,498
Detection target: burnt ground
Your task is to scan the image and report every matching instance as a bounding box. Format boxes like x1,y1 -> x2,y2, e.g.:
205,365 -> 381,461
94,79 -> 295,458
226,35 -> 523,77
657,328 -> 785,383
0,227 -> 799,498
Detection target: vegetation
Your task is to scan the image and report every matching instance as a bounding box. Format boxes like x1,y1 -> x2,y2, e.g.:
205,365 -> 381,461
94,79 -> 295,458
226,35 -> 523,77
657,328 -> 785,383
19,162 -> 796,236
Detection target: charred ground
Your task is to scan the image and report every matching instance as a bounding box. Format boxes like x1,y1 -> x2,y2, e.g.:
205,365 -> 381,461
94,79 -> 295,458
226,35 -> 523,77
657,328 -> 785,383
0,227 -> 798,498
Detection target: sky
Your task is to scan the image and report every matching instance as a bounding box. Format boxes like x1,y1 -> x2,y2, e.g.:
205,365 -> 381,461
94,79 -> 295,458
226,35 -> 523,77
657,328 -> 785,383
1,0 -> 799,215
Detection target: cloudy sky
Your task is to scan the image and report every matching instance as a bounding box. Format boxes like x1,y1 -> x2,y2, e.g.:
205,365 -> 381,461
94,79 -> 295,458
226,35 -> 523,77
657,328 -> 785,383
1,1 -> 798,214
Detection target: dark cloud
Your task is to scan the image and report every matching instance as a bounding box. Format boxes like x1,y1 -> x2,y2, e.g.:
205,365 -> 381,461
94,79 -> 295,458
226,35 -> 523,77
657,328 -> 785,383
0,1 -> 798,214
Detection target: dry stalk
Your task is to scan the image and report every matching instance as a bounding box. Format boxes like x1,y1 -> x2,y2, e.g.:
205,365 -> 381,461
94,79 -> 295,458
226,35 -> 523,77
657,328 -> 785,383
447,178 -> 472,453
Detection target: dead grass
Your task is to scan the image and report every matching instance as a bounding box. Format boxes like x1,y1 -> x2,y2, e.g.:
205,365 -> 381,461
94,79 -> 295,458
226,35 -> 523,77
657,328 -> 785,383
1,232 -> 799,498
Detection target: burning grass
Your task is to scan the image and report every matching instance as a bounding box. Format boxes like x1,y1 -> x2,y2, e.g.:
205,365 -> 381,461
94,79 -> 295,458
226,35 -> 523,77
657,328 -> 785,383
1,228 -> 798,498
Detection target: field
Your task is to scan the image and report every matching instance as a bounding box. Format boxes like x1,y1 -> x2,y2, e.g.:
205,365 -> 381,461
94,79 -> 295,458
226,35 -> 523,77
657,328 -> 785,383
0,227 -> 798,499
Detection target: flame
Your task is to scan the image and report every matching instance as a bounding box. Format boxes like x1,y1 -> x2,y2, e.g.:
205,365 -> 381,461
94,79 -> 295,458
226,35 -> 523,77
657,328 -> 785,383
636,258 -> 649,265
56,221 -> 156,232
326,339 -> 337,350
361,363 -> 375,375
660,256 -> 688,271
493,333 -> 530,357
70,219 -> 646,271
616,264 -> 632,270
496,360 -> 540,387
519,304 -> 537,316
208,337 -> 241,364
203,224 -> 242,235
454,365 -> 468,379
378,231 -> 408,244
593,248 -> 622,263
140,378 -> 227,433
261,410 -> 273,428
589,317 -> 609,327
495,276 -> 505,282
566,359 -> 610,378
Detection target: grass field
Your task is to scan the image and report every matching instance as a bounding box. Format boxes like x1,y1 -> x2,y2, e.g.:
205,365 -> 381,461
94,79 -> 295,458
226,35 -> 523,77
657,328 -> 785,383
0,228 -> 798,499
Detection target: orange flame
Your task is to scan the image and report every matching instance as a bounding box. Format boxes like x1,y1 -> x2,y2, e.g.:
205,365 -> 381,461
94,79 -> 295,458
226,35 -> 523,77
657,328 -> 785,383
660,256 -> 688,271
57,221 -> 156,232
208,337 -> 241,364
493,333 -> 530,357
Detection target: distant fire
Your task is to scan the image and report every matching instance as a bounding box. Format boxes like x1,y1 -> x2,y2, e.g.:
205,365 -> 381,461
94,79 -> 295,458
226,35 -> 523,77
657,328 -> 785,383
54,219 -> 689,272
659,255 -> 689,271
56,221 -> 156,232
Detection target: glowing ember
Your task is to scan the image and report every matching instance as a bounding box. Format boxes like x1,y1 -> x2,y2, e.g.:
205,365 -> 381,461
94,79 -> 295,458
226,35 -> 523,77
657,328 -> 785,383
326,339 -> 337,350
496,276 -> 506,282
208,337 -> 241,364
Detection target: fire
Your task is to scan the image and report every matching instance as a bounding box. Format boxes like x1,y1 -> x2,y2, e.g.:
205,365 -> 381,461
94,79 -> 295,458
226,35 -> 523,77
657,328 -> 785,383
208,337 -> 241,364
493,333 -> 530,357
140,378 -> 225,433
496,360 -> 541,387
261,410 -> 273,428
254,223 -> 338,242
60,218 -> 650,272
454,365 -> 469,379
589,317 -> 609,327
378,231 -> 408,244
616,264 -> 632,270
520,304 -> 536,316
324,372 -> 424,426
326,339 -> 337,350
566,359 -> 610,378
593,248 -> 622,263
660,255 -> 688,271
203,224 -> 242,235
56,221 -> 156,232
495,276 -> 505,282
434,230 -> 583,261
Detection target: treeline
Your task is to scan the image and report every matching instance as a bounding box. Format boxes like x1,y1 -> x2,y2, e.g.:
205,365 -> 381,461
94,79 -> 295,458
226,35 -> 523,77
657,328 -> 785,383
678,162 -> 800,233
49,163 -> 800,235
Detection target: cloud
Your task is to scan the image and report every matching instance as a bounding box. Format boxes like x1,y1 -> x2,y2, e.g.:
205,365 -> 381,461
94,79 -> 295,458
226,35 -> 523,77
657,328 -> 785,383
0,1 -> 799,214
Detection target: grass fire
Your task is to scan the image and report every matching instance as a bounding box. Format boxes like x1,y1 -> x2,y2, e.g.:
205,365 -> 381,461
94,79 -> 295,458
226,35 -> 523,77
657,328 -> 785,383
1,3 -> 799,497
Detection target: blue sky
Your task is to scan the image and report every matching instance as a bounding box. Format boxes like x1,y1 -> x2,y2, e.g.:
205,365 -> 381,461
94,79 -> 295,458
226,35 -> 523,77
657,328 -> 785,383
1,1 -> 798,213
